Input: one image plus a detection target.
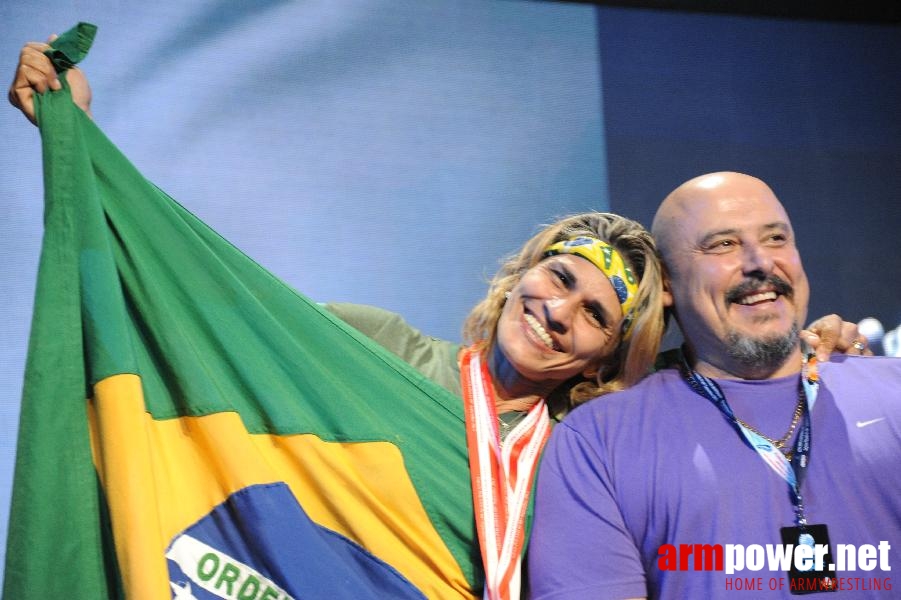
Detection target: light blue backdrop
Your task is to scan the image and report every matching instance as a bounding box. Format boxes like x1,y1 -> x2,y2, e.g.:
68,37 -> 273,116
1,0 -> 608,577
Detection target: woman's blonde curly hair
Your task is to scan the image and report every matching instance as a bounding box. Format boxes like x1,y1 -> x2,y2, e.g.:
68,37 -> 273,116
462,212 -> 664,416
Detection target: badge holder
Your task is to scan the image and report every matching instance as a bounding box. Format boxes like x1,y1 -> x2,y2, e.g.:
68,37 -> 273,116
780,524 -> 837,594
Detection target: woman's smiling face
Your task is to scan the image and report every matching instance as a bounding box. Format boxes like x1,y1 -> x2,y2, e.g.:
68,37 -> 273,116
493,254 -> 624,392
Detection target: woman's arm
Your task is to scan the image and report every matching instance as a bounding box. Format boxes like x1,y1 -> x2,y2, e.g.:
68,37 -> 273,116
9,36 -> 92,125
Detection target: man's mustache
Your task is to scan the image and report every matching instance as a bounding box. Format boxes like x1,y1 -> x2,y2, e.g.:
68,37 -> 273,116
725,275 -> 793,304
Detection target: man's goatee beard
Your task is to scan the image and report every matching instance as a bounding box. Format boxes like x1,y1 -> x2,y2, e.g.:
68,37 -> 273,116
725,323 -> 800,372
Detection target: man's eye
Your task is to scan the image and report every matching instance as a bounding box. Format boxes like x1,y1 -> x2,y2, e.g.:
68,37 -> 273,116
587,307 -> 605,326
705,239 -> 736,252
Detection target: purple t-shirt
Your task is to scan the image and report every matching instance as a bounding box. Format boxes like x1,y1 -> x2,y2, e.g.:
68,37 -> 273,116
528,355 -> 901,599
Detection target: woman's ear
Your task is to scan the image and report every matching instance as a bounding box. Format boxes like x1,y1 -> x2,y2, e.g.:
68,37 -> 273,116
582,359 -> 610,381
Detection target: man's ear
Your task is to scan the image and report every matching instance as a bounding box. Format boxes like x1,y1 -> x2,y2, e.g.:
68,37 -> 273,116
661,268 -> 675,307
663,289 -> 674,307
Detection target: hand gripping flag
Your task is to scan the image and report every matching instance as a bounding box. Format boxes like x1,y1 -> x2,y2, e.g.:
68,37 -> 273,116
4,24 -> 481,600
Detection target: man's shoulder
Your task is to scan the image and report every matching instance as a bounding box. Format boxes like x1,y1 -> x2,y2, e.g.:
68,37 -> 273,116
817,355 -> 901,417
563,367 -> 684,424
821,354 -> 901,381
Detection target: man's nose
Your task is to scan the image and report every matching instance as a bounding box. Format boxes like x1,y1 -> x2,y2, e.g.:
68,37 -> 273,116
741,244 -> 774,277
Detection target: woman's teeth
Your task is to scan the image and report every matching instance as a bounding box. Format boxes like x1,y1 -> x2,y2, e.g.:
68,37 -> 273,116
524,313 -> 555,350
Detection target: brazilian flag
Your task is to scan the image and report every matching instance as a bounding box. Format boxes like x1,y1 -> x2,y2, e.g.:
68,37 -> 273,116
4,24 -> 479,599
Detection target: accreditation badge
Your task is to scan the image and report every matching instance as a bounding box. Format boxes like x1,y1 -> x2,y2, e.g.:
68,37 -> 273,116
780,524 -> 837,595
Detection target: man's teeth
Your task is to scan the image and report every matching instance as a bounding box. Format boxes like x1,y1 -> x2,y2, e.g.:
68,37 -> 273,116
524,313 -> 555,349
737,291 -> 778,305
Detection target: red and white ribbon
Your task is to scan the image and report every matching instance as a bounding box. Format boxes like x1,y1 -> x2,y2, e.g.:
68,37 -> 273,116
461,347 -> 551,600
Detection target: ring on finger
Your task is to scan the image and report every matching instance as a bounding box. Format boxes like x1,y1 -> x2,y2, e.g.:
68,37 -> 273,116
852,340 -> 866,352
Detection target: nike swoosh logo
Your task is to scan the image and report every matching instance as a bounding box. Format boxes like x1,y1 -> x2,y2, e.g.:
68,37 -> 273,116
856,418 -> 886,428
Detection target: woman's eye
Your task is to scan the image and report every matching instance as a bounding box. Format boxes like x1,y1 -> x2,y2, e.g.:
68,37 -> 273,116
587,307 -> 605,326
551,269 -> 570,287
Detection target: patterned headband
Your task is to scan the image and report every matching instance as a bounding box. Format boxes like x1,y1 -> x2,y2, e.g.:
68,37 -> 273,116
543,236 -> 639,337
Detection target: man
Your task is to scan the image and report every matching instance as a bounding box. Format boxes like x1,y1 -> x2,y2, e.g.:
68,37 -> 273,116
527,172 -> 901,599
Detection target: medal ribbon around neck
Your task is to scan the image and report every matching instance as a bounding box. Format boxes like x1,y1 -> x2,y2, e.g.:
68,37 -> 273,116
461,346 -> 551,600
678,351 -> 820,525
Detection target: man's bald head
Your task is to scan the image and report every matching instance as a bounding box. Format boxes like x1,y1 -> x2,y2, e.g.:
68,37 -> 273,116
651,172 -> 810,379
651,172 -> 776,261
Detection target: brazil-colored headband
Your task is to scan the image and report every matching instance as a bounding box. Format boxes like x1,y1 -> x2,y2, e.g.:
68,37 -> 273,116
543,236 -> 639,332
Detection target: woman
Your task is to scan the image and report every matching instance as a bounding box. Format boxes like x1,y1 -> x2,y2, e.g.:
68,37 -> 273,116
328,213 -> 663,599
9,37 -> 864,600
319,211 -> 661,598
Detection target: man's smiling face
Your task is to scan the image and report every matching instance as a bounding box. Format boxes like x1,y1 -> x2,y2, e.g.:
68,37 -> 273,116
656,173 -> 810,379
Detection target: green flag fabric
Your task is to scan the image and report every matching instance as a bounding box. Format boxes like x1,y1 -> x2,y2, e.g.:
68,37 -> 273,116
4,23 -> 480,600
